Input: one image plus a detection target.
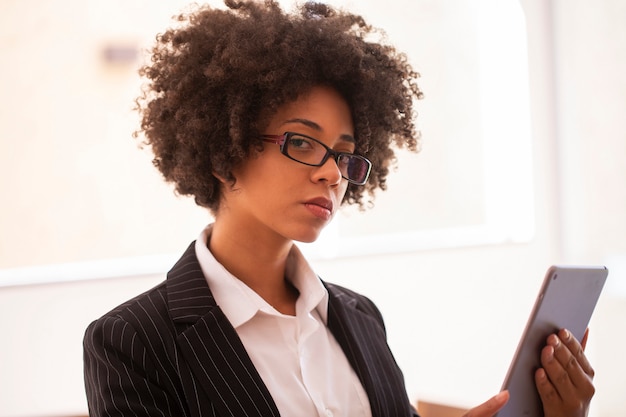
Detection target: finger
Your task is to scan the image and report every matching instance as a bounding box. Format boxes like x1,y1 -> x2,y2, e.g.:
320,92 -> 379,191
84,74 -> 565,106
462,391 -> 509,417
538,334 -> 596,416
540,342 -> 572,400
543,333 -> 595,401
538,334 -> 583,404
535,364 -> 592,417
559,329 -> 595,378
535,366 -> 562,414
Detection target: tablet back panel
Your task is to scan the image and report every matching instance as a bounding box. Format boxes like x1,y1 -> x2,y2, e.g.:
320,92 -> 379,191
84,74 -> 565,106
496,265 -> 608,417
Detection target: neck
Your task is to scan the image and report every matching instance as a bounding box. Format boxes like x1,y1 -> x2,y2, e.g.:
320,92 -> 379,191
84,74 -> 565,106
209,219 -> 298,315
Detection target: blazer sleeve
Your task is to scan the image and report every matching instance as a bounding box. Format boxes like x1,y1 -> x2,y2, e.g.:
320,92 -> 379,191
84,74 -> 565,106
83,315 -> 187,417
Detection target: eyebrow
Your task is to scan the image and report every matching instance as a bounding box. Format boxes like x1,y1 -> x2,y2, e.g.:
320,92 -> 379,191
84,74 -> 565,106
283,118 -> 355,143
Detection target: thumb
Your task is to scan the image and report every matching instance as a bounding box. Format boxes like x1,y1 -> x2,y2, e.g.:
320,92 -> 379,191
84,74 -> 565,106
581,328 -> 590,350
463,391 -> 509,417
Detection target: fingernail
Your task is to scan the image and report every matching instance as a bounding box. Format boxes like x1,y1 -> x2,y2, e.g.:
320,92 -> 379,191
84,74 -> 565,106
495,391 -> 507,401
563,329 -> 571,340
549,334 -> 560,346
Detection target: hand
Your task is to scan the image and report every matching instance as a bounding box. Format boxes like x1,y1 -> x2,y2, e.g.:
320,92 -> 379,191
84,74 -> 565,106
535,328 -> 595,417
462,391 -> 509,417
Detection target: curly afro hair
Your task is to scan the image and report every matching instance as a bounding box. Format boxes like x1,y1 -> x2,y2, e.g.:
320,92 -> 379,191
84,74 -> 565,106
135,0 -> 423,214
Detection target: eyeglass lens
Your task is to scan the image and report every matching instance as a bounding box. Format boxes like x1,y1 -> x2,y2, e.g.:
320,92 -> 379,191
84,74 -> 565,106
284,134 -> 370,184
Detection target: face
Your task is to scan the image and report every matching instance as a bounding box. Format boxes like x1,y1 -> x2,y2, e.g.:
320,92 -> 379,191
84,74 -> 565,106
219,85 -> 355,243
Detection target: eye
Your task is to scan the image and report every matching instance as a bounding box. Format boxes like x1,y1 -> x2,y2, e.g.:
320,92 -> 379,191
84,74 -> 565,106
287,135 -> 315,151
336,154 -> 352,167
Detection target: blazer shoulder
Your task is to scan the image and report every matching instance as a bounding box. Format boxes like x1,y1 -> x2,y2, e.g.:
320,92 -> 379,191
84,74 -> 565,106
324,281 -> 386,328
85,241 -> 210,348
91,279 -> 169,324
83,279 -> 180,380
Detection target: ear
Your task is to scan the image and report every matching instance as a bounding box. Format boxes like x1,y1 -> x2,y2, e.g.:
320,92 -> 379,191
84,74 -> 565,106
212,171 -> 228,184
213,171 -> 239,194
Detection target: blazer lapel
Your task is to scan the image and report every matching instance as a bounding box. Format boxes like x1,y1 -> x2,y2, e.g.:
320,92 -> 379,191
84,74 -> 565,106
166,243 -> 280,417
326,284 -> 415,417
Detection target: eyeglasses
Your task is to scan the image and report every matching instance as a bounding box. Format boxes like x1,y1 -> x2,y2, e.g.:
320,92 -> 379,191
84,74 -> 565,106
261,132 -> 372,185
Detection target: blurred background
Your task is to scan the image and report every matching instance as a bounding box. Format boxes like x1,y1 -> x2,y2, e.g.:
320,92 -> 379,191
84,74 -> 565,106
1,0 -> 624,416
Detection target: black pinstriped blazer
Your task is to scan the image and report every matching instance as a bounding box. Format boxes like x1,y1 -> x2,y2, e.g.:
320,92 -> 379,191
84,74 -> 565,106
84,242 -> 419,417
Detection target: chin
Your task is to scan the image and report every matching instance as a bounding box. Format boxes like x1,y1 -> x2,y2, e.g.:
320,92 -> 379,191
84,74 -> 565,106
292,232 -> 321,244
289,226 -> 325,244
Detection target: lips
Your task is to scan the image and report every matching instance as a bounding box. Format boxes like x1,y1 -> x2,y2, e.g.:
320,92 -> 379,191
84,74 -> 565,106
306,197 -> 333,211
304,197 -> 334,220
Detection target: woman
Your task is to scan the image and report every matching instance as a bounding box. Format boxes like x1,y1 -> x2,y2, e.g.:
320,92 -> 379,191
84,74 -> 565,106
83,1 -> 596,416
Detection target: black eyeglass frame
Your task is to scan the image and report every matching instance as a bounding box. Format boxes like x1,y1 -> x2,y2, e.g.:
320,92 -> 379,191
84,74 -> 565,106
261,132 -> 372,185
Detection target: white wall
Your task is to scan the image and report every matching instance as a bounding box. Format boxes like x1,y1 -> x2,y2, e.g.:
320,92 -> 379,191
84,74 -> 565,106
1,0 -> 624,416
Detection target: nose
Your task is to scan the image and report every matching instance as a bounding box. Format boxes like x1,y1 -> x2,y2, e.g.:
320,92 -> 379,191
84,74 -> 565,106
311,155 -> 343,186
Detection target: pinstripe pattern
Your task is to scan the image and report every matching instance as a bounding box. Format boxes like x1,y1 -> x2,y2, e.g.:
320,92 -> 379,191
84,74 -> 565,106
84,242 -> 419,417
326,286 -> 417,417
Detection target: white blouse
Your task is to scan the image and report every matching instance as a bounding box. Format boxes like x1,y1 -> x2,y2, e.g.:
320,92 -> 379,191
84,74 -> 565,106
195,225 -> 372,417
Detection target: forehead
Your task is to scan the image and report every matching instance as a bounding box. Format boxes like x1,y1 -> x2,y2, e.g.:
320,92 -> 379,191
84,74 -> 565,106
265,86 -> 354,132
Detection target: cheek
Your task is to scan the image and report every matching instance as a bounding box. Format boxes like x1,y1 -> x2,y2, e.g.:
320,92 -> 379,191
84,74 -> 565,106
235,154 -> 291,194
338,181 -> 350,198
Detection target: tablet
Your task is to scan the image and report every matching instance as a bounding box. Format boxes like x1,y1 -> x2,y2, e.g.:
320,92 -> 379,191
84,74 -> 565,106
495,265 -> 608,417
